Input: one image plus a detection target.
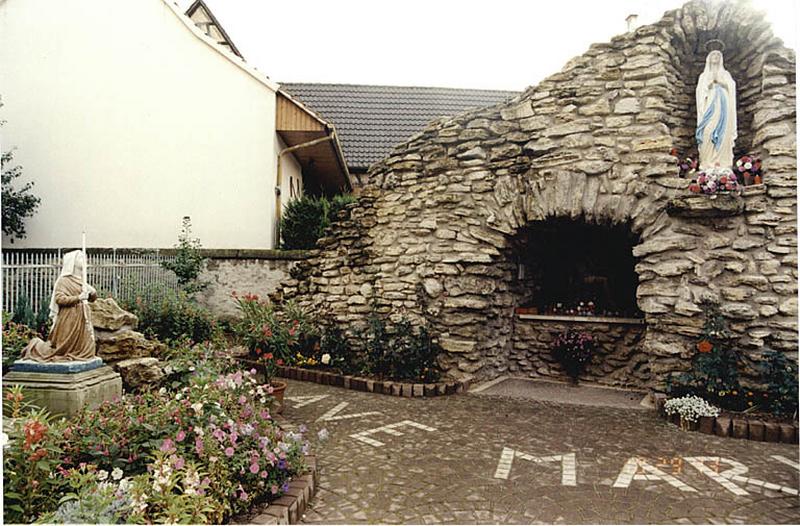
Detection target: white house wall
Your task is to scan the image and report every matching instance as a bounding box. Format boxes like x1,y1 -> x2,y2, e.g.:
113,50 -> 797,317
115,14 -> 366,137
0,0 -> 281,249
276,135 -> 304,206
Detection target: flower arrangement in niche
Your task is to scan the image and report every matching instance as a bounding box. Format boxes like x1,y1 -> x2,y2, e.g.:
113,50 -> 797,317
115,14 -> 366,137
733,155 -> 763,186
671,149 -> 698,179
551,329 -> 596,383
688,166 -> 741,196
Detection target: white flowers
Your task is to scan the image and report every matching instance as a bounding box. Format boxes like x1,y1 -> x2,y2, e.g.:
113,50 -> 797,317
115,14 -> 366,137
317,428 -> 330,442
1,432 -> 9,449
111,467 -> 124,481
97,469 -> 109,481
664,395 -> 721,424
191,402 -> 204,415
321,353 -> 331,365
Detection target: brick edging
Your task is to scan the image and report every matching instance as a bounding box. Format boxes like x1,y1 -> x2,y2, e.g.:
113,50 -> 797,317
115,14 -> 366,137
653,393 -> 799,444
233,454 -> 318,525
277,366 -> 470,397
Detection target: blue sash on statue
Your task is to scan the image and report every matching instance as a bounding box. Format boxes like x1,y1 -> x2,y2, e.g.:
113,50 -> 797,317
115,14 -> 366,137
695,84 -> 727,151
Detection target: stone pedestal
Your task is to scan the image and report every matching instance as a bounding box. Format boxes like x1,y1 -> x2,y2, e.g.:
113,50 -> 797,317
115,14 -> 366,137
3,365 -> 122,419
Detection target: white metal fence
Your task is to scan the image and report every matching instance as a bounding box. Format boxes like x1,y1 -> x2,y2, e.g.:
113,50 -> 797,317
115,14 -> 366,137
1,249 -> 179,315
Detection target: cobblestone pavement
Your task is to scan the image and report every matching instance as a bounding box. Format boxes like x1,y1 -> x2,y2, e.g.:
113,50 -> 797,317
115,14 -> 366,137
282,381 -> 800,524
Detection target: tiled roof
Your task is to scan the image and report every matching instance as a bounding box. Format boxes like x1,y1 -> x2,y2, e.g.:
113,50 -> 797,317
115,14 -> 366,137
280,83 -> 520,170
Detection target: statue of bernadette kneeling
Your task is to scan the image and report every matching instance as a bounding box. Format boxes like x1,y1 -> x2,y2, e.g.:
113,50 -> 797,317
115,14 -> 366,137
22,250 -> 98,363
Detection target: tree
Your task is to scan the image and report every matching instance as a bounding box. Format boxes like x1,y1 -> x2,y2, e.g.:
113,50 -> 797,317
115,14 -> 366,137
1,149 -> 40,242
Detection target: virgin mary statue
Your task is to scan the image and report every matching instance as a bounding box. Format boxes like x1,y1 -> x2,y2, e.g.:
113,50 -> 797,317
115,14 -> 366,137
21,250 -> 97,362
695,50 -> 737,171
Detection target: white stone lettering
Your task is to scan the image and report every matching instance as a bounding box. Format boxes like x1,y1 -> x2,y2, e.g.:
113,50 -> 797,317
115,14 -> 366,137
316,401 -> 381,422
612,457 -> 697,492
771,455 -> 800,471
492,448 -> 577,486
683,456 -> 748,496
285,394 -> 329,408
350,420 -> 436,448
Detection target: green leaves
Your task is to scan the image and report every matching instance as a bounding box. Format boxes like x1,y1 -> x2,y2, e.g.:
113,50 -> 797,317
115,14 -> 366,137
1,149 -> 41,242
161,217 -> 207,291
280,193 -> 357,250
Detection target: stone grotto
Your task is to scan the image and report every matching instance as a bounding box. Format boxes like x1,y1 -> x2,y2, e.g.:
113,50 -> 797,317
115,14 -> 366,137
275,0 -> 797,390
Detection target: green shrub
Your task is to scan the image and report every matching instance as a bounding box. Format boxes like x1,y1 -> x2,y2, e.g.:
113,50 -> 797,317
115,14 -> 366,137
667,301 -> 745,411
11,295 -> 50,339
124,289 -> 215,344
334,310 -> 441,383
761,351 -> 799,417
2,312 -> 40,372
161,216 -> 207,294
280,194 -> 357,250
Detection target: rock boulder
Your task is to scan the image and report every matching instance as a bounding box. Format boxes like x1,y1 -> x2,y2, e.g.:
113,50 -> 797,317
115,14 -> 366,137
90,298 -> 139,331
115,357 -> 164,390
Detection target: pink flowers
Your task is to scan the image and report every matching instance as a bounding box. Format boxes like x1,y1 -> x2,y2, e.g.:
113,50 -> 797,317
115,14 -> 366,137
176,430 -> 186,442
224,447 -> 235,457
160,438 -> 176,454
249,462 -> 260,474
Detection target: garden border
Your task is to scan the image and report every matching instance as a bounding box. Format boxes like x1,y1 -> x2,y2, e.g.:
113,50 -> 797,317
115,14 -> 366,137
653,393 -> 799,444
232,454 -> 318,525
277,366 -> 471,397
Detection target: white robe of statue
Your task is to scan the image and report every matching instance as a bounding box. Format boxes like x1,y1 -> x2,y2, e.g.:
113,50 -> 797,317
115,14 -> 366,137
695,50 -> 737,172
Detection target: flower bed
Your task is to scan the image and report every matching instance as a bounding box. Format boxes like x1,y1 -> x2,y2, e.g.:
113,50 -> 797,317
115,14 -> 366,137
653,393 -> 798,443
277,365 -> 470,397
3,343 -> 312,524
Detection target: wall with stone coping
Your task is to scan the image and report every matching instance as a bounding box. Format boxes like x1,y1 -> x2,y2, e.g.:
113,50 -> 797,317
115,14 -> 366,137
275,0 -> 797,389
194,250 -> 308,319
511,319 -> 647,388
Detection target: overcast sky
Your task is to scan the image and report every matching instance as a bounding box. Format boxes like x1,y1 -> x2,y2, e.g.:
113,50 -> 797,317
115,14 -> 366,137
182,0 -> 798,91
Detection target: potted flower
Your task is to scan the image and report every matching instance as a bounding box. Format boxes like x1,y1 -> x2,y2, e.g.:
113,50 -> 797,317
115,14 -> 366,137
232,292 -> 303,412
733,155 -> 763,186
551,329 -> 596,384
664,395 -> 721,431
255,349 -> 287,412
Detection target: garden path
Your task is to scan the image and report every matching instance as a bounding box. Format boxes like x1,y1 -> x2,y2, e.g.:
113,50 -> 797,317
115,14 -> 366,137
281,380 -> 799,524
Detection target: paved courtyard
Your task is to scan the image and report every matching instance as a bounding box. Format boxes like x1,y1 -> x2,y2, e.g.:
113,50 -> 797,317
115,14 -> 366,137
282,380 -> 800,524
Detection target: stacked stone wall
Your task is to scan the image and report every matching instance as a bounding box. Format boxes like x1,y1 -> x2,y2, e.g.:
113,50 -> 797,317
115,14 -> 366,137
277,0 -> 797,389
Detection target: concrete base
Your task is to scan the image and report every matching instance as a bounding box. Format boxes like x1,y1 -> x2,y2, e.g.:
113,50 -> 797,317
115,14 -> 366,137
3,366 -> 122,419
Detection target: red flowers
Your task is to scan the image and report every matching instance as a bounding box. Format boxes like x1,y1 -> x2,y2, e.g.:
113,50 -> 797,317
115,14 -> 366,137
22,419 -> 48,450
697,340 -> 713,353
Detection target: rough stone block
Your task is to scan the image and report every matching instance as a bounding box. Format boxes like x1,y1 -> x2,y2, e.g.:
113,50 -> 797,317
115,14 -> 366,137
413,384 -> 424,397
748,420 -> 765,441
402,384 -> 413,397
732,418 -> 749,439
365,379 -> 375,392
779,424 -> 797,444
698,416 -> 715,435
3,366 -> 122,419
252,512 -> 280,525
343,376 -> 352,389
764,422 -> 781,443
437,383 -> 448,395
714,416 -> 732,437
331,374 -> 344,387
424,383 -> 437,397
390,382 -> 402,396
